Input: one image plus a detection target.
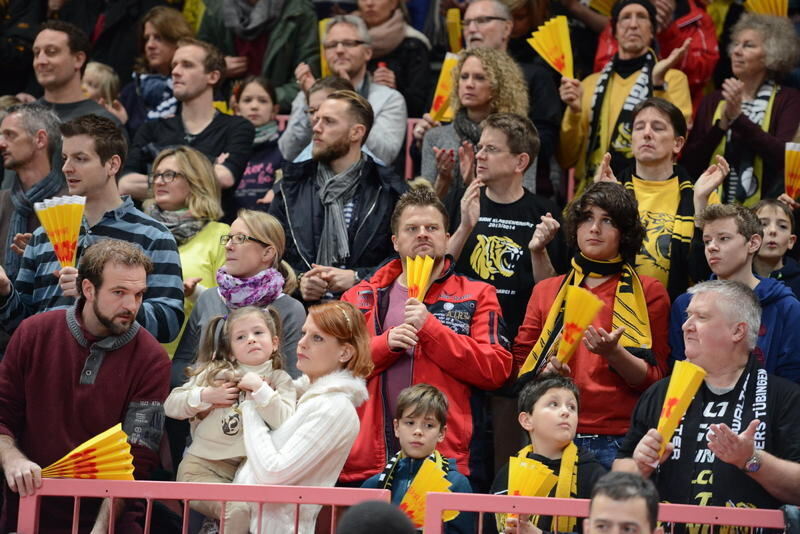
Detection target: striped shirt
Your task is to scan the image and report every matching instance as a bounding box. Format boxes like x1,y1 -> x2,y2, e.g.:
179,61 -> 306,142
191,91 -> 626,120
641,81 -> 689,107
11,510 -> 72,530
0,196 -> 185,343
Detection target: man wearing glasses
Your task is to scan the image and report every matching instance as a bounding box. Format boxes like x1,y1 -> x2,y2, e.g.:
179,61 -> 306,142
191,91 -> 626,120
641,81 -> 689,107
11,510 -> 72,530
285,15 -> 407,166
446,112 -> 567,471
416,0 -> 561,192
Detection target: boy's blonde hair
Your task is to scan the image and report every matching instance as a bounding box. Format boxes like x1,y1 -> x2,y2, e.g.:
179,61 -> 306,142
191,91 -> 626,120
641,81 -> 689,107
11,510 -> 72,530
394,383 -> 448,427
84,62 -> 120,104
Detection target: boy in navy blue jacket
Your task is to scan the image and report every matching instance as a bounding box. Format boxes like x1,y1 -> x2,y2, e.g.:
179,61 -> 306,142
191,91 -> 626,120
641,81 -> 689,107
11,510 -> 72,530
753,199 -> 800,300
362,384 -> 474,533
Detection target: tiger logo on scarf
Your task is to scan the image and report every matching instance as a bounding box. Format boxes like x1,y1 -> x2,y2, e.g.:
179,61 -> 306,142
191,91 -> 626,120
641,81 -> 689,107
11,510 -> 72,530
470,235 -> 523,280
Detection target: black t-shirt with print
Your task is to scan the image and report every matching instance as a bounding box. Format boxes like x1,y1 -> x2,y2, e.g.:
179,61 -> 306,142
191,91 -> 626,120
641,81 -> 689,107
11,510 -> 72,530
454,189 -> 567,339
618,364 -> 800,513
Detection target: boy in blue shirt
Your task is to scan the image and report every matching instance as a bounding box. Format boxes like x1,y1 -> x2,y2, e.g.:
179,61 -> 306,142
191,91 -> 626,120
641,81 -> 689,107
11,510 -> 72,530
362,384 -> 474,533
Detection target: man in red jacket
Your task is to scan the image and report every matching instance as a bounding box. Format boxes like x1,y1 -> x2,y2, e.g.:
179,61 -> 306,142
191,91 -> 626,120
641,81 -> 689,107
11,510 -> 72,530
340,187 -> 513,489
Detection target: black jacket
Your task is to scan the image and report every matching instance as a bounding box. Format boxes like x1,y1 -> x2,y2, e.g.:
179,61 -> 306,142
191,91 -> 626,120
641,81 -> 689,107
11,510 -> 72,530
270,156 -> 408,279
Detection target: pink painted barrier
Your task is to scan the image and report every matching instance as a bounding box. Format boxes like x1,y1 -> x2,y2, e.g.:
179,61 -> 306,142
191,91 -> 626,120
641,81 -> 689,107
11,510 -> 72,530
16,479 -> 390,534
422,493 -> 786,534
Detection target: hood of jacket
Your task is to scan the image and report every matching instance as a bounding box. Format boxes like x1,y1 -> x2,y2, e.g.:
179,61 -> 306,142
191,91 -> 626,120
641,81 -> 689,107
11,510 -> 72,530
754,274 -> 797,306
772,256 -> 800,282
293,369 -> 368,408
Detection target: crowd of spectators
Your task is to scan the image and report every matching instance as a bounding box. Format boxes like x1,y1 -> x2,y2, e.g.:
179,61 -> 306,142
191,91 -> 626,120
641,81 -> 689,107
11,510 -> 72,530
1,0 -> 800,532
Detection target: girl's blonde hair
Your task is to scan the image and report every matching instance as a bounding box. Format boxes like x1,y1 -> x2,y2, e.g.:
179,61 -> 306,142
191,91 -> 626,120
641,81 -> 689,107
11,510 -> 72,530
188,306 -> 285,386
146,146 -> 223,221
307,301 -> 373,379
85,62 -> 120,104
450,47 -> 529,117
236,209 -> 298,294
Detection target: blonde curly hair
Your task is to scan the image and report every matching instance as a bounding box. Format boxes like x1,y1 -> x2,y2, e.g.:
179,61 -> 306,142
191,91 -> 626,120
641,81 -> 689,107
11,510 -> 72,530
450,47 -> 529,117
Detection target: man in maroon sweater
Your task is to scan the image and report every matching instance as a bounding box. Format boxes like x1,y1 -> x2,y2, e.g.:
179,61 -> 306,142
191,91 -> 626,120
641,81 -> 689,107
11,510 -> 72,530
0,239 -> 171,533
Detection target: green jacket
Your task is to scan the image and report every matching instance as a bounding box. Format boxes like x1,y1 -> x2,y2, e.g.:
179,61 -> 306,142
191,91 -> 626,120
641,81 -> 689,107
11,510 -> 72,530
198,0 -> 320,111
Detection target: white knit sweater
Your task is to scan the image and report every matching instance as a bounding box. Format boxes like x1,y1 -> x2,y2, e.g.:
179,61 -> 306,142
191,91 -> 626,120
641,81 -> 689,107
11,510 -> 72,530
234,369 -> 368,534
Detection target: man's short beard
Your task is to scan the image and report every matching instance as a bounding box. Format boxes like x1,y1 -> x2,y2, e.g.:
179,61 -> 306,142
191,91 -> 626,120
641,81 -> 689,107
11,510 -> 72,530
93,299 -> 135,336
312,136 -> 351,163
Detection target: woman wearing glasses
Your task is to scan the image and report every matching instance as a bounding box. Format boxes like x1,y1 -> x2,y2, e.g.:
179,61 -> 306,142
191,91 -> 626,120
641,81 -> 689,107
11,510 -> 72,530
420,47 -> 530,230
144,146 -> 230,358
173,209 -> 306,384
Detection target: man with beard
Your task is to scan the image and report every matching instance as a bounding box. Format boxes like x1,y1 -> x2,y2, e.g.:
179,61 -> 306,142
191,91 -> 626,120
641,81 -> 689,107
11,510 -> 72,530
0,114 -> 184,345
557,0 -> 693,197
0,104 -> 66,281
270,90 -> 407,303
119,37 -> 254,222
0,239 -> 171,533
286,16 -> 407,166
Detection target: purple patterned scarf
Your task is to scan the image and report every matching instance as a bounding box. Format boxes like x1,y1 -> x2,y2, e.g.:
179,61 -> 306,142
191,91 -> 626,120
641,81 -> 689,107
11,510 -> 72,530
215,267 -> 284,309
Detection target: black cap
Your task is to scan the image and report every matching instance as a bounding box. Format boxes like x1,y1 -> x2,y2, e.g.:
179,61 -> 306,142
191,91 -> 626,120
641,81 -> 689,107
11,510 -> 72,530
611,0 -> 658,36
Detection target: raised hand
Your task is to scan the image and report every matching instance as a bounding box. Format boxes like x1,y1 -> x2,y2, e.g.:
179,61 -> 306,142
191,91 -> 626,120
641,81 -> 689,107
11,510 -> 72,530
459,178 -> 483,231
459,140 -> 476,185
295,62 -> 316,93
433,146 -> 456,184
593,152 -> 617,183
720,77 -> 744,130
55,266 -> 80,298
583,325 -> 625,357
529,212 -> 561,253
559,77 -> 583,113
632,428 -> 672,476
183,277 -> 203,298
373,64 -> 397,89
653,38 -> 691,85
10,232 -> 32,257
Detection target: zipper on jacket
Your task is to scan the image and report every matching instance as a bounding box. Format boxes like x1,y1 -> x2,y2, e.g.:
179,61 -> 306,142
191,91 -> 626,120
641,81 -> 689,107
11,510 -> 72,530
353,185 -> 382,243
281,181 -> 313,271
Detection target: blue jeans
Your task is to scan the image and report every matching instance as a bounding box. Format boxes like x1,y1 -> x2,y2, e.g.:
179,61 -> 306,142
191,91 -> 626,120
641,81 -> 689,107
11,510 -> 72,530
573,434 -> 625,470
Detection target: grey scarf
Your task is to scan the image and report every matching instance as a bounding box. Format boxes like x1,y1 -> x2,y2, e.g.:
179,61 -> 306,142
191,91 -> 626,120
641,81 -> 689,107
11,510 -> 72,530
315,157 -> 366,266
6,169 -> 64,279
66,302 -> 141,385
223,0 -> 285,40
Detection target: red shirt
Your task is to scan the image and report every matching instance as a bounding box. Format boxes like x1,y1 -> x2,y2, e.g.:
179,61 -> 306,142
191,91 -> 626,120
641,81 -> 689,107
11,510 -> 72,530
513,273 -> 671,435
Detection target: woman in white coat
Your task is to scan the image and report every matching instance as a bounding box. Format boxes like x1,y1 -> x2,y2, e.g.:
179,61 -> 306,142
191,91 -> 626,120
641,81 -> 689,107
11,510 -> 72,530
234,300 -> 372,533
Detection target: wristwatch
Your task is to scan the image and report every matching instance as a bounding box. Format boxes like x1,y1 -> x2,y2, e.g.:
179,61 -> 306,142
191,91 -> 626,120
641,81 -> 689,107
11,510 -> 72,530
742,450 -> 762,473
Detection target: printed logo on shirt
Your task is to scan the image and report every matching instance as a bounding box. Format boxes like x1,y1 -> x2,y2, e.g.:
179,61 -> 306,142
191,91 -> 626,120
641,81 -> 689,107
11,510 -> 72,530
428,299 -> 477,336
469,234 -> 523,280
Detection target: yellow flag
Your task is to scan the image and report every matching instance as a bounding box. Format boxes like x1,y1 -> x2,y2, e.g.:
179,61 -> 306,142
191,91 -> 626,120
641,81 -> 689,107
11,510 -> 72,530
656,361 -> 707,456
430,53 -> 459,123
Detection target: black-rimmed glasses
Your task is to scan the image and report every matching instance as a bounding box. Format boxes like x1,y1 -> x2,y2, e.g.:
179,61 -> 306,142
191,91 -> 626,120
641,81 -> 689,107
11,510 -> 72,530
149,170 -> 185,185
220,234 -> 269,247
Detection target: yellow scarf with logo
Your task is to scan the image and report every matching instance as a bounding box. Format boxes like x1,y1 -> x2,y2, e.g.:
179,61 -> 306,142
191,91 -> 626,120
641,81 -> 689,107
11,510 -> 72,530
518,254 -> 652,379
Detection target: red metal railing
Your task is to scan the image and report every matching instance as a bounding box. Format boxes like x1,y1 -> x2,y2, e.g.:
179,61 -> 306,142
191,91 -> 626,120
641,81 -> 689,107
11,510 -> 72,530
16,479 -> 390,534
422,493 -> 786,534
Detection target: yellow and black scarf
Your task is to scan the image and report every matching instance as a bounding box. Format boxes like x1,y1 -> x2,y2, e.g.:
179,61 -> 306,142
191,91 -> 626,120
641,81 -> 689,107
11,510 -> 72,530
498,443 -> 580,532
518,254 -> 652,381
376,449 -> 450,491
619,165 -> 696,301
584,51 -> 657,192
712,80 -> 777,207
